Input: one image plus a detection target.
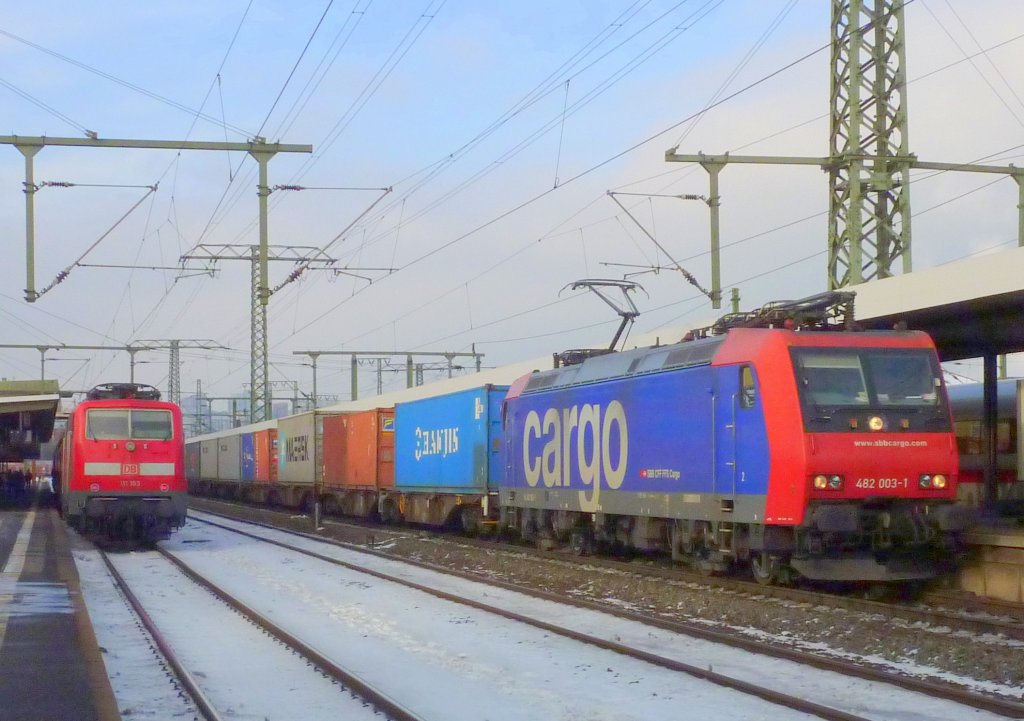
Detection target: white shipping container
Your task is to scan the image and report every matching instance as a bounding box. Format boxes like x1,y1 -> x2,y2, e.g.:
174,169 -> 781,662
217,433 -> 242,481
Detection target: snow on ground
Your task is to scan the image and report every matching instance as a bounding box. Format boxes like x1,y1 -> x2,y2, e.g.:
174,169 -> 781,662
75,513 -> 1019,720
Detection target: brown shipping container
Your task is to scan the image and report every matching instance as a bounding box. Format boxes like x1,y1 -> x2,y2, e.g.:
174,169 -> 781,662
323,409 -> 394,490
253,428 -> 279,484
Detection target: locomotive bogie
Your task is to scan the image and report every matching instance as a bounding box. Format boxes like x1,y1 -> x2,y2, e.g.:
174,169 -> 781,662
67,492 -> 187,542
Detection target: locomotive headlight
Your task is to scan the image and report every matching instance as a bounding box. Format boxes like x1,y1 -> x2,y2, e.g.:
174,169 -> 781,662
813,474 -> 843,490
125,441 -> 136,452
919,474 -> 932,488
921,473 -> 948,490
868,415 -> 885,431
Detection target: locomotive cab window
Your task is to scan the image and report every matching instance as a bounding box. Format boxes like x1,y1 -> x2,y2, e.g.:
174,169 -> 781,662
795,352 -> 868,406
86,409 -> 173,440
791,347 -> 948,432
132,410 -> 174,440
86,410 -> 130,440
739,365 -> 756,408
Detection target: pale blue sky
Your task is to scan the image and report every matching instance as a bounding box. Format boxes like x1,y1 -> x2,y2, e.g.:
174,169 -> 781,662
1,1 -> 1021,400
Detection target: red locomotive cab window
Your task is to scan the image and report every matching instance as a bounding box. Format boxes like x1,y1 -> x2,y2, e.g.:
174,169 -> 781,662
86,409 -> 173,441
86,410 -> 130,440
132,410 -> 174,440
740,365 -> 756,409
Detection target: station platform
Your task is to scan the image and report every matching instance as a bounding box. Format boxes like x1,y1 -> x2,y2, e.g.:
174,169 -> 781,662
960,523 -> 1024,604
0,491 -> 120,721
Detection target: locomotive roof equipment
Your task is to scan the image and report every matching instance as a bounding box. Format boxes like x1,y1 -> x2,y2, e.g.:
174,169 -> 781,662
86,382 -> 162,401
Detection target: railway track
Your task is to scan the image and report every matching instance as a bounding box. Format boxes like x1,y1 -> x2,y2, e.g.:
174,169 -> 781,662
187,507 -> 1024,720
190,495 -> 1024,639
98,546 -> 424,721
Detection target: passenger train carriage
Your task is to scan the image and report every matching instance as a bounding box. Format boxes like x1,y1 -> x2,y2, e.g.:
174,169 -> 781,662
54,382 -> 187,542
947,378 -> 1024,509
500,293 -> 974,583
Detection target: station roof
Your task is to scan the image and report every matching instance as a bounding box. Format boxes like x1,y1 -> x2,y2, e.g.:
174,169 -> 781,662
0,380 -> 61,460
851,247 -> 1024,362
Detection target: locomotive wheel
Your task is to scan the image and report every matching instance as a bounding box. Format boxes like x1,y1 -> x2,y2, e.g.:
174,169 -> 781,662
694,546 -> 718,576
569,527 -> 595,556
751,552 -> 780,585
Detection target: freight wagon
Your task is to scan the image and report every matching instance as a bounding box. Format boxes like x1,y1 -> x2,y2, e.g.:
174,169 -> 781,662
321,409 -> 394,518
389,385 -> 507,530
186,385 -> 507,531
189,420 -> 278,503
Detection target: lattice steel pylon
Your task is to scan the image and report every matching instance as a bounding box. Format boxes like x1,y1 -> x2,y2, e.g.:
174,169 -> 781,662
180,244 -> 339,423
828,0 -> 911,288
169,340 -> 181,405
251,250 -> 270,422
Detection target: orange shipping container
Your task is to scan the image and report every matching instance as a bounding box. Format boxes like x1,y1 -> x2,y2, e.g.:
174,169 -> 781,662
253,428 -> 279,484
323,409 -> 394,490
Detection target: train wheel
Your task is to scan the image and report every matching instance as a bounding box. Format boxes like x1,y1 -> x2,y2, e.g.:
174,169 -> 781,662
569,527 -> 594,556
751,552 -> 779,585
458,506 -> 480,535
694,545 -> 718,576
323,496 -> 340,517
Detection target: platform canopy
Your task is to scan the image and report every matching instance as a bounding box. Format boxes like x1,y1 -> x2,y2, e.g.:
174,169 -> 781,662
0,380 -> 61,461
851,246 -> 1024,362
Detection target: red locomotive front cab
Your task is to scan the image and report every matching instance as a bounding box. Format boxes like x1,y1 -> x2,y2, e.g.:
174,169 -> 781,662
61,386 -> 187,541
717,328 -> 974,582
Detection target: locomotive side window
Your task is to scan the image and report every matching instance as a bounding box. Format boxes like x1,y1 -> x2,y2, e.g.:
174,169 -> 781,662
87,410 -> 130,439
131,410 -> 174,440
739,365 -> 756,408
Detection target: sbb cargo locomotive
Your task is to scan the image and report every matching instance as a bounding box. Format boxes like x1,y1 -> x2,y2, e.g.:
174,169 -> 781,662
502,293 -> 972,583
187,292 -> 973,584
55,383 -> 187,543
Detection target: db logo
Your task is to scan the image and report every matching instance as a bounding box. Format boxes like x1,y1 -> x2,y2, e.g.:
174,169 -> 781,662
122,463 -> 140,475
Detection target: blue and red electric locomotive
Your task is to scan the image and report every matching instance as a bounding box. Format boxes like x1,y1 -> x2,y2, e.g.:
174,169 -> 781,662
54,382 -> 187,543
500,293 -> 973,583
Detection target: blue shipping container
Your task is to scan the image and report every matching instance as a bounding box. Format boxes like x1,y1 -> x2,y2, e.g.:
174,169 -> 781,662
395,385 -> 508,492
241,433 -> 256,482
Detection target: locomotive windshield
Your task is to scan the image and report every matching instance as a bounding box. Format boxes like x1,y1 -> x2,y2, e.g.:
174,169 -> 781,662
791,347 -> 949,431
86,409 -> 174,441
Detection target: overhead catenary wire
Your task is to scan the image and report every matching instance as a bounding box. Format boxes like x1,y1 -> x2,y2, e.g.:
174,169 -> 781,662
0,28 -> 255,137
228,0 -> 730,354
0,76 -> 94,137
276,27 -> 831,345
6,4 -> 1015,393
214,20 -> 1024,396
36,185 -> 159,300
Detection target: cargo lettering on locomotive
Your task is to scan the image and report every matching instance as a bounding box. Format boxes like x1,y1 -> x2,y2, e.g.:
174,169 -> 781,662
414,426 -> 460,460
521,400 -> 628,511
